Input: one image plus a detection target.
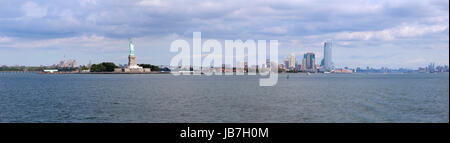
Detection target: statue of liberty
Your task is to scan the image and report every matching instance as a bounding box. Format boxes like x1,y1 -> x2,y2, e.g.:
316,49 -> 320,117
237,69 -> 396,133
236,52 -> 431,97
127,39 -> 139,68
121,39 -> 147,72
129,40 -> 135,56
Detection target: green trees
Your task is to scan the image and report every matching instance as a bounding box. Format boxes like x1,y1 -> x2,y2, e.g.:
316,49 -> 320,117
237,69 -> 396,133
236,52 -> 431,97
138,64 -> 160,71
0,66 -> 44,71
80,65 -> 89,71
90,64 -> 106,72
90,62 -> 118,72
102,62 -> 118,71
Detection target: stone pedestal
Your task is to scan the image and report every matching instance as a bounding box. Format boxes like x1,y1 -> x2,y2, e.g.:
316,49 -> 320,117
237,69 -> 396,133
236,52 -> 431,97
128,55 -> 137,67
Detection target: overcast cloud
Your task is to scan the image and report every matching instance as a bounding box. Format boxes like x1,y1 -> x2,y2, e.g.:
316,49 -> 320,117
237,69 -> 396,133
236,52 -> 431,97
0,0 -> 448,68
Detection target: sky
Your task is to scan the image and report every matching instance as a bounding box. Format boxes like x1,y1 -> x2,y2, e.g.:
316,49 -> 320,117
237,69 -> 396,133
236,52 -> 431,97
0,0 -> 448,69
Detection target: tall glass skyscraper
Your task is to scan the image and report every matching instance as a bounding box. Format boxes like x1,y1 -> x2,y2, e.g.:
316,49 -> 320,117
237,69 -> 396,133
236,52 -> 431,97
302,52 -> 316,72
321,41 -> 333,72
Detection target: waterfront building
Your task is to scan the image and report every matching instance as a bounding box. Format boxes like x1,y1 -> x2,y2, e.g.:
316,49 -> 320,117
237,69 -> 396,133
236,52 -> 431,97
57,56 -> 77,68
320,41 -> 333,72
279,64 -> 285,70
295,60 -> 302,71
427,63 -> 435,73
43,69 -> 58,73
289,53 -> 296,70
302,52 -> 316,72
284,57 -> 290,70
333,68 -> 352,74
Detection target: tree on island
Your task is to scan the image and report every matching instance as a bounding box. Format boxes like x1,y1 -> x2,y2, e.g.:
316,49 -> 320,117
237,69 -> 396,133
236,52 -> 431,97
0,66 -> 44,72
160,67 -> 171,72
80,65 -> 89,71
90,62 -> 118,72
138,64 -> 160,71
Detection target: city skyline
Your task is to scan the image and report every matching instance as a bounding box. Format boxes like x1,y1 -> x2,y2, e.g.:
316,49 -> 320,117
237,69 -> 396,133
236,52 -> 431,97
0,0 -> 448,68
1,38 -> 449,71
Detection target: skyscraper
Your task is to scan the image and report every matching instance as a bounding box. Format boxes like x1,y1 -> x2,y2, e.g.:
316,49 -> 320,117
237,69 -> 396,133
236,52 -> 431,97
320,41 -> 333,72
302,52 -> 316,72
289,53 -> 296,70
284,57 -> 290,70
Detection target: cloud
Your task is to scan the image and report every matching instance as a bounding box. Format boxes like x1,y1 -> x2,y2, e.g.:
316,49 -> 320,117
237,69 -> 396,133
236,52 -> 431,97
333,24 -> 448,41
0,0 -> 448,67
138,0 -> 167,7
21,1 -> 47,19
335,30 -> 394,41
397,25 -> 448,37
406,58 -> 426,64
8,35 -> 107,49
79,0 -> 97,6
261,27 -> 288,34
0,36 -> 12,42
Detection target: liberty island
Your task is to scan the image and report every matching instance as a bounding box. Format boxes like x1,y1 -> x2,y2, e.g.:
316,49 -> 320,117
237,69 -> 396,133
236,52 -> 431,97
114,40 -> 151,73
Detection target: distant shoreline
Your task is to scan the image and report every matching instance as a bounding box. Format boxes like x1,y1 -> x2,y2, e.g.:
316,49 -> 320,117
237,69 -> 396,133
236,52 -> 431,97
76,72 -> 171,74
37,71 -> 171,74
1,71 -> 448,75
